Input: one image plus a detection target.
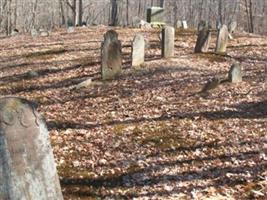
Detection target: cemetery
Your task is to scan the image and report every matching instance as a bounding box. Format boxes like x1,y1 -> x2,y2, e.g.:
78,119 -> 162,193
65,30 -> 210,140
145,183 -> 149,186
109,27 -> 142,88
0,1 -> 267,200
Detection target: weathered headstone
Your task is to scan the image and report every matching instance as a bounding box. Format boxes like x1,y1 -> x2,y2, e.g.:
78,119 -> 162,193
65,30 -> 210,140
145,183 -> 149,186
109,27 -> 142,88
0,97 -> 63,200
228,21 -> 237,39
176,20 -> 182,28
228,63 -> 242,83
229,21 -> 237,34
215,25 -> 229,53
11,29 -> 19,36
182,20 -> 188,29
146,7 -> 165,26
216,19 -> 222,30
67,26 -> 75,33
161,26 -> 175,58
101,30 -> 122,80
31,29 -> 39,37
131,34 -> 145,68
194,22 -> 211,53
40,31 -> 49,37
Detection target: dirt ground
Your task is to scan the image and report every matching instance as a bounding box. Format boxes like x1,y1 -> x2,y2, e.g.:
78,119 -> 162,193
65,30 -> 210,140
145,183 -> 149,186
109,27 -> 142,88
0,26 -> 266,199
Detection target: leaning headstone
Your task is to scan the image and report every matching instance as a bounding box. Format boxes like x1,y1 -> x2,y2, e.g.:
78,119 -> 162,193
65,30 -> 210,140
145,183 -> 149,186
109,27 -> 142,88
182,20 -> 188,29
67,26 -> 75,33
146,7 -> 165,26
215,24 -> 229,53
132,34 -> 145,68
31,28 -> 39,37
0,97 -> 63,200
228,63 -> 242,83
101,30 -> 122,80
194,22 -> 211,53
162,26 -> 175,58
176,20 -> 182,28
228,21 -> 237,39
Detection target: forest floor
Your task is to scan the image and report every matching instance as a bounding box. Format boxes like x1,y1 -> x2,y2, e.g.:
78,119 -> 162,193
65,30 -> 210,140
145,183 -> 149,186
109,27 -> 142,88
0,26 -> 267,200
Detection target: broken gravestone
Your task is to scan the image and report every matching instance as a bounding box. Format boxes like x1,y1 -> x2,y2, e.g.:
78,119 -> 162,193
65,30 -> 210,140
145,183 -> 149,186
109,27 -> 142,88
228,63 -> 242,83
131,34 -> 145,68
215,24 -> 229,53
194,21 -> 211,53
162,26 -> 175,58
0,97 -> 63,200
101,30 -> 122,80
228,21 -> 237,39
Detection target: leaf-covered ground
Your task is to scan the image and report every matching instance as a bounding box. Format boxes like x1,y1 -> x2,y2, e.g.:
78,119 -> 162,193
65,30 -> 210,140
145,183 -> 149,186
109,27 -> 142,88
0,27 -> 266,199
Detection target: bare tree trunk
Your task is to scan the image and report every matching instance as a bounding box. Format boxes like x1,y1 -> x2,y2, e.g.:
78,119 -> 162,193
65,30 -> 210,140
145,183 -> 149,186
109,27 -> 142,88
110,0 -> 118,26
7,0 -> 12,35
218,0 -> 223,24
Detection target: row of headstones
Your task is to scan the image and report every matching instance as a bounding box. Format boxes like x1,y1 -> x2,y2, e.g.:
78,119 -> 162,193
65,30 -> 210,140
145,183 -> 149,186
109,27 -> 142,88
101,21 -> 237,80
101,27 -> 175,80
195,20 -> 237,53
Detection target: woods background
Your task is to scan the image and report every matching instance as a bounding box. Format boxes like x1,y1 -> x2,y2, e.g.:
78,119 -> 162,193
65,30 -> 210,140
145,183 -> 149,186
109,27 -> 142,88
0,0 -> 266,35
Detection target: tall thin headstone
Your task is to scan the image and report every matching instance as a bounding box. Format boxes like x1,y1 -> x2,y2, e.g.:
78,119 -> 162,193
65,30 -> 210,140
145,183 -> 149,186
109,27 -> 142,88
101,30 -> 122,80
194,21 -> 211,53
215,25 -> 229,53
132,34 -> 145,68
162,26 -> 175,58
0,97 -> 63,200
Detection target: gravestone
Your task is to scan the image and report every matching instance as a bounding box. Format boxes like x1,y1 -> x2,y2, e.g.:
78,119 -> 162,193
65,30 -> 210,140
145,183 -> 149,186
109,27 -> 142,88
101,30 -> 122,80
229,21 -> 237,34
11,29 -> 19,36
146,7 -> 165,26
132,34 -> 145,68
176,20 -> 182,28
216,19 -> 222,30
228,63 -> 242,83
228,21 -> 237,39
182,21 -> 188,29
194,22 -> 211,53
40,31 -> 49,37
162,26 -> 175,58
215,25 -> 229,53
0,97 -> 63,200
31,29 -> 39,37
67,26 -> 75,33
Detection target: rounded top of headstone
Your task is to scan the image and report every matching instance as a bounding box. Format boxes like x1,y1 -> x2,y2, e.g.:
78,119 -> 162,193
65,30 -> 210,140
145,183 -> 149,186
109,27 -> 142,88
0,97 -> 38,126
104,30 -> 118,41
0,97 -> 37,111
